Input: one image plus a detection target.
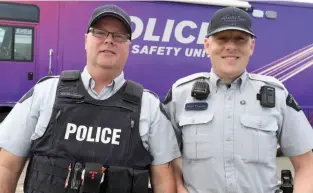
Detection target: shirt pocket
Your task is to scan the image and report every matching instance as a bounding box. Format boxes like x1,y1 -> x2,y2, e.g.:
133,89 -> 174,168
179,113 -> 214,160
238,114 -> 278,164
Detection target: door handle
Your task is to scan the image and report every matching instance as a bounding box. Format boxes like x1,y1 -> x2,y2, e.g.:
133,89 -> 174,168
48,49 -> 53,75
28,72 -> 34,80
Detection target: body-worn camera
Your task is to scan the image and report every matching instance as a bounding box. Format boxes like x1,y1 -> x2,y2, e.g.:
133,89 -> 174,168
257,86 -> 275,108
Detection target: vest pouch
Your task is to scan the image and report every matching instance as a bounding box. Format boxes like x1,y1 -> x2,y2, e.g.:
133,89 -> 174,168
101,166 -> 132,193
80,163 -> 103,193
24,155 -> 74,193
132,169 -> 149,193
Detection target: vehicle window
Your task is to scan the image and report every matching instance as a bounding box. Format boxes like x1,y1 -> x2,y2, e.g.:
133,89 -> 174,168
14,28 -> 33,61
0,26 -> 34,62
0,26 -> 12,60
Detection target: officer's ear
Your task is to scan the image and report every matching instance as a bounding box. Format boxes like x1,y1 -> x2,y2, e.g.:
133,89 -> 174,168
249,37 -> 255,56
85,34 -> 88,50
204,37 -> 210,56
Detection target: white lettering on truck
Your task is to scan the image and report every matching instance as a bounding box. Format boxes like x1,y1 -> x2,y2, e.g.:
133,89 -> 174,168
130,16 -> 210,58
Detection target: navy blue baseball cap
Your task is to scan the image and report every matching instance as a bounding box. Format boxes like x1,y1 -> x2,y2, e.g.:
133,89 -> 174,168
206,6 -> 256,38
87,5 -> 132,40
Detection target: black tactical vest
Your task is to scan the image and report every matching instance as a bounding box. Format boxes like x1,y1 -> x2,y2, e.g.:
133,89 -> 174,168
23,70 -> 153,193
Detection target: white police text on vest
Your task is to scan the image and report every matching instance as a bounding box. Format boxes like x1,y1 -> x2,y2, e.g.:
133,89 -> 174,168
64,123 -> 121,145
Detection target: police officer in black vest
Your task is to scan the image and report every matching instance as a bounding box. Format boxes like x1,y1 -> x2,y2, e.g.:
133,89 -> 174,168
0,4 -> 180,193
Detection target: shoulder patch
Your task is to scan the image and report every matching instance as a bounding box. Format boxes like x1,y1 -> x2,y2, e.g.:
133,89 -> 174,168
248,73 -> 285,90
173,72 -> 210,88
18,87 -> 34,103
163,88 -> 172,105
286,93 -> 302,112
144,89 -> 159,99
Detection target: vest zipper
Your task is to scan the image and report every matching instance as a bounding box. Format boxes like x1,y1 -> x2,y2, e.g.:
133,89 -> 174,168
128,118 -> 135,152
55,110 -> 62,120
52,109 -> 62,147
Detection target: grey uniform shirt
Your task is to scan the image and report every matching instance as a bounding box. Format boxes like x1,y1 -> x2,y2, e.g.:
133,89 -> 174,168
0,67 -> 181,165
164,70 -> 313,193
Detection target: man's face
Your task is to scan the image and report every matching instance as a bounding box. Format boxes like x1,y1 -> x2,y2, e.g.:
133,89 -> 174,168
204,30 -> 255,80
85,16 -> 130,71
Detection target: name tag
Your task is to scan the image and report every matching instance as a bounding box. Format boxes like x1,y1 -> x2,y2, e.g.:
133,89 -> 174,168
185,102 -> 208,111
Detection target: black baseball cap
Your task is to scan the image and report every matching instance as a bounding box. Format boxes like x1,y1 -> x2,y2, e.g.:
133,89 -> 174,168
206,6 -> 256,38
87,5 -> 132,40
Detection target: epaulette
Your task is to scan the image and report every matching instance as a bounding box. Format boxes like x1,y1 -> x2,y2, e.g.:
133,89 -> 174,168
37,75 -> 59,84
248,73 -> 286,90
173,72 -> 210,88
144,89 -> 159,99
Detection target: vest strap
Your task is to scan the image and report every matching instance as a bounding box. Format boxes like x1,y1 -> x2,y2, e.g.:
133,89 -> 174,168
33,162 -> 68,178
60,70 -> 81,81
123,80 -> 143,105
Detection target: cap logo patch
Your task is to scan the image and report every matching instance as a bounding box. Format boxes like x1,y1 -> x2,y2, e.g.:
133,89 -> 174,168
221,15 -> 245,22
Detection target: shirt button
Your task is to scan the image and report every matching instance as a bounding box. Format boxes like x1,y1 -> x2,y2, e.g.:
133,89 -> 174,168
240,100 -> 246,105
227,115 -> 232,119
228,96 -> 232,100
227,159 -> 231,164
226,137 -> 231,141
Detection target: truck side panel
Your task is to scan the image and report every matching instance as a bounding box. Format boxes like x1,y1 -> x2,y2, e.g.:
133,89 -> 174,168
57,1 -> 313,105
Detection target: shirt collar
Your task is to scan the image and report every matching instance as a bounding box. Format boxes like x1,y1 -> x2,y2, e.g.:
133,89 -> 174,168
81,66 -> 125,93
209,68 -> 248,92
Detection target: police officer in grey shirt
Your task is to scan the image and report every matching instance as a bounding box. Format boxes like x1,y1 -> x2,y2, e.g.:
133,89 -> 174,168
0,5 -> 180,193
163,6 -> 313,193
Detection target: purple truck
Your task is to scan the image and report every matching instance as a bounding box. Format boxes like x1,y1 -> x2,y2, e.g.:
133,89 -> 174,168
0,0 -> 313,126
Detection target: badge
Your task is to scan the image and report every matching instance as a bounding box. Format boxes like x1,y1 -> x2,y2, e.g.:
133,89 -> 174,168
286,93 -> 302,112
185,102 -> 208,111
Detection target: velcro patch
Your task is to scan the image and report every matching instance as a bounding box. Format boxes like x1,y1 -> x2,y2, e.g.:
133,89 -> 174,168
59,92 -> 84,99
286,93 -> 302,112
185,102 -> 208,111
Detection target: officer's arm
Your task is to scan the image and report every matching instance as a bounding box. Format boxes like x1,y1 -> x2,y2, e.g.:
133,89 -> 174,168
0,86 -> 40,193
150,163 -> 176,193
278,92 -> 313,193
144,91 -> 180,193
149,101 -> 179,193
289,151 -> 313,193
0,149 -> 27,193
162,88 -> 187,193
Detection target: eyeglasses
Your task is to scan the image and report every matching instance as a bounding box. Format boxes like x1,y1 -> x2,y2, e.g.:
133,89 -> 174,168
89,27 -> 130,43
